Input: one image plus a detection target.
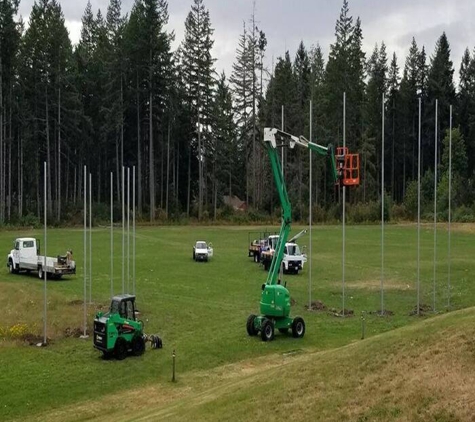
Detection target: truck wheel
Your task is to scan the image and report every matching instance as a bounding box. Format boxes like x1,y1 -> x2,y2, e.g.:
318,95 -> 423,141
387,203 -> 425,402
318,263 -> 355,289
38,267 -> 44,280
261,318 -> 274,342
114,338 -> 128,360
131,335 -> 145,356
246,314 -> 258,336
292,317 -> 305,338
8,260 -> 17,274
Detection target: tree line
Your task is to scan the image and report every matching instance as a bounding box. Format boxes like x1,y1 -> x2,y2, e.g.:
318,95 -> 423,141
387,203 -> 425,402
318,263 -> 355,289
0,0 -> 474,224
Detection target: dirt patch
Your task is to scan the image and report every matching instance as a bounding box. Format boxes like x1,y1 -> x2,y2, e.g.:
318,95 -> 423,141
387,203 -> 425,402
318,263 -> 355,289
409,304 -> 433,316
307,300 -> 326,311
290,298 -> 296,306
63,327 -> 83,338
20,333 -> 48,345
329,308 -> 354,317
369,309 -> 394,316
68,299 -> 83,306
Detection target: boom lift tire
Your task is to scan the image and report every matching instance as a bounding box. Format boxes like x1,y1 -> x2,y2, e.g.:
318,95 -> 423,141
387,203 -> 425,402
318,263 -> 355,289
246,314 -> 258,336
291,317 -> 305,338
114,337 -> 128,360
261,318 -> 274,342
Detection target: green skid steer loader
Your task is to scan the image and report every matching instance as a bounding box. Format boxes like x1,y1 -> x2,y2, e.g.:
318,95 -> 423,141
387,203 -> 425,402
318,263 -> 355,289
94,294 -> 162,360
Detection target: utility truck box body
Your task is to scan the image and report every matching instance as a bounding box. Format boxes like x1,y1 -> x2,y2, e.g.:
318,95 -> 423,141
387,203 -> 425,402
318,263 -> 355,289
7,237 -> 76,279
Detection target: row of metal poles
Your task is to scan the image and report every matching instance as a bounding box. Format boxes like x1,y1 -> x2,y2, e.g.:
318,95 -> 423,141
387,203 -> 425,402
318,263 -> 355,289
305,94 -> 454,315
80,165 -> 137,338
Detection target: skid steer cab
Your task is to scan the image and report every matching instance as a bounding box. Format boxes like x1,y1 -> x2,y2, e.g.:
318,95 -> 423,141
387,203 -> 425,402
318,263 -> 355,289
94,294 -> 162,360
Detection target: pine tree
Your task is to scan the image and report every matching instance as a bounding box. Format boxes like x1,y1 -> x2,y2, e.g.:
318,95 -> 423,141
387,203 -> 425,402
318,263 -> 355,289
425,32 -> 456,175
386,52 -> 401,199
458,48 -> 475,177
181,0 -> 216,219
325,0 -> 365,150
0,0 -> 20,222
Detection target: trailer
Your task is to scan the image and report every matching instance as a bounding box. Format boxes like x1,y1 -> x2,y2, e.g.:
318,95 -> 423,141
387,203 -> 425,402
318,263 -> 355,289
7,237 -> 76,279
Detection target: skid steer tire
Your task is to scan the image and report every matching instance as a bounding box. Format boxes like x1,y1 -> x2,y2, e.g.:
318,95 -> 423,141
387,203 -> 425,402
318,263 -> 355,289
114,338 -> 128,360
132,335 -> 145,356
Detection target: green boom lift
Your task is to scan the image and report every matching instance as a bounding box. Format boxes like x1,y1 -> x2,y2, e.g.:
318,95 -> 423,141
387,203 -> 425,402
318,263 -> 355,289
246,128 -> 341,342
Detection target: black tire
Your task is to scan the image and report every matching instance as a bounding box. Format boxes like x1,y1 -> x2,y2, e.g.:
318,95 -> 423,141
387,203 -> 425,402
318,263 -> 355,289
8,260 -> 17,274
102,351 -> 113,360
131,335 -> 146,356
278,328 -> 289,334
193,250 -> 196,260
291,317 -> 305,338
38,267 -> 44,280
261,318 -> 274,342
246,314 -> 258,336
114,337 -> 128,360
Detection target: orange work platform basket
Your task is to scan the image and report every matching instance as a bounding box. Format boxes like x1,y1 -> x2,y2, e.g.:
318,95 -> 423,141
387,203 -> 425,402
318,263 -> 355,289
336,147 -> 360,187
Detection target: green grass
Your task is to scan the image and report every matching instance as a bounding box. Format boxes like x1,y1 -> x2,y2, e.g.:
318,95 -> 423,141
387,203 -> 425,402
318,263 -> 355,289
0,223 -> 474,421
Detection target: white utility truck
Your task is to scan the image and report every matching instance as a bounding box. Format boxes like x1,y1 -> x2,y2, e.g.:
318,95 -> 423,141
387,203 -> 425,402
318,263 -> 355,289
7,237 -> 76,279
260,230 -> 307,274
192,241 -> 214,262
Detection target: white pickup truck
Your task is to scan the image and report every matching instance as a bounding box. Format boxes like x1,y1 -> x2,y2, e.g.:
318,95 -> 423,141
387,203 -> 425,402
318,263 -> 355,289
7,237 -> 76,279
192,241 -> 214,262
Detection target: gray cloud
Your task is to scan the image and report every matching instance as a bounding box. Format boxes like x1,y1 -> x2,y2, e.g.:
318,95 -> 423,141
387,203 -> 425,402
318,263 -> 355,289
17,0 -> 475,84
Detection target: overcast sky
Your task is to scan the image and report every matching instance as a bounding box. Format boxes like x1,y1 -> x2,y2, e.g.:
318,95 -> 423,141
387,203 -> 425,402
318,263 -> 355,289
17,0 -> 475,83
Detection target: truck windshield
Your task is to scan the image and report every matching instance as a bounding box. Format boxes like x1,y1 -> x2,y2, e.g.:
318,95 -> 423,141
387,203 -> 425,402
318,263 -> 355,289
196,242 -> 207,249
287,245 -> 300,256
270,237 -> 278,249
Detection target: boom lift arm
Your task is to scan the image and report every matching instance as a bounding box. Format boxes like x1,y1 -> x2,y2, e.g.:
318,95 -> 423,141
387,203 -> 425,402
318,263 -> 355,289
263,128 -> 339,287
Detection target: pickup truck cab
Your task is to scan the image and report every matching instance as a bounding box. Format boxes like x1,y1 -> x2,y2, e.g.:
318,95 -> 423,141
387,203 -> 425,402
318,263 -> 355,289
260,237 -> 307,274
193,241 -> 213,262
7,237 -> 76,279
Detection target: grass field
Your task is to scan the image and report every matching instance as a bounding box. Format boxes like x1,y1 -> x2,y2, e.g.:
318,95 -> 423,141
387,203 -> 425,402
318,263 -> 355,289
1,223 -> 474,421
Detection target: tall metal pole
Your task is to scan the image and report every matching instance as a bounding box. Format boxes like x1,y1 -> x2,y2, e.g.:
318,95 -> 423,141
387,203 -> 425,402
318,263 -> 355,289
281,105 -> 284,177
342,92 -> 346,317
43,162 -> 47,345
127,167 -> 130,293
133,166 -> 136,295
280,105 -> 284,284
110,172 -> 114,300
82,165 -> 87,338
433,99 -> 438,312
89,172 -> 92,304
447,105 -> 452,310
381,93 -> 385,315
308,100 -> 313,310
122,165 -> 125,294
417,98 -> 422,316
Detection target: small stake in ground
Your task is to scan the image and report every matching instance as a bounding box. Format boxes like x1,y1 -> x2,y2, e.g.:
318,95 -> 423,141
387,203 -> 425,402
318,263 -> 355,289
361,311 -> 366,340
172,349 -> 176,382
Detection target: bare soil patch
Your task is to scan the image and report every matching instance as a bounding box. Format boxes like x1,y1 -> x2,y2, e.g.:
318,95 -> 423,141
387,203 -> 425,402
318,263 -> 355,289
307,300 -> 326,311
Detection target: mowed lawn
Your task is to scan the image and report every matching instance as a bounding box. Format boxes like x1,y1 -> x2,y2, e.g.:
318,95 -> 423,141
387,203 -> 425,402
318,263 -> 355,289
0,223 -> 474,421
